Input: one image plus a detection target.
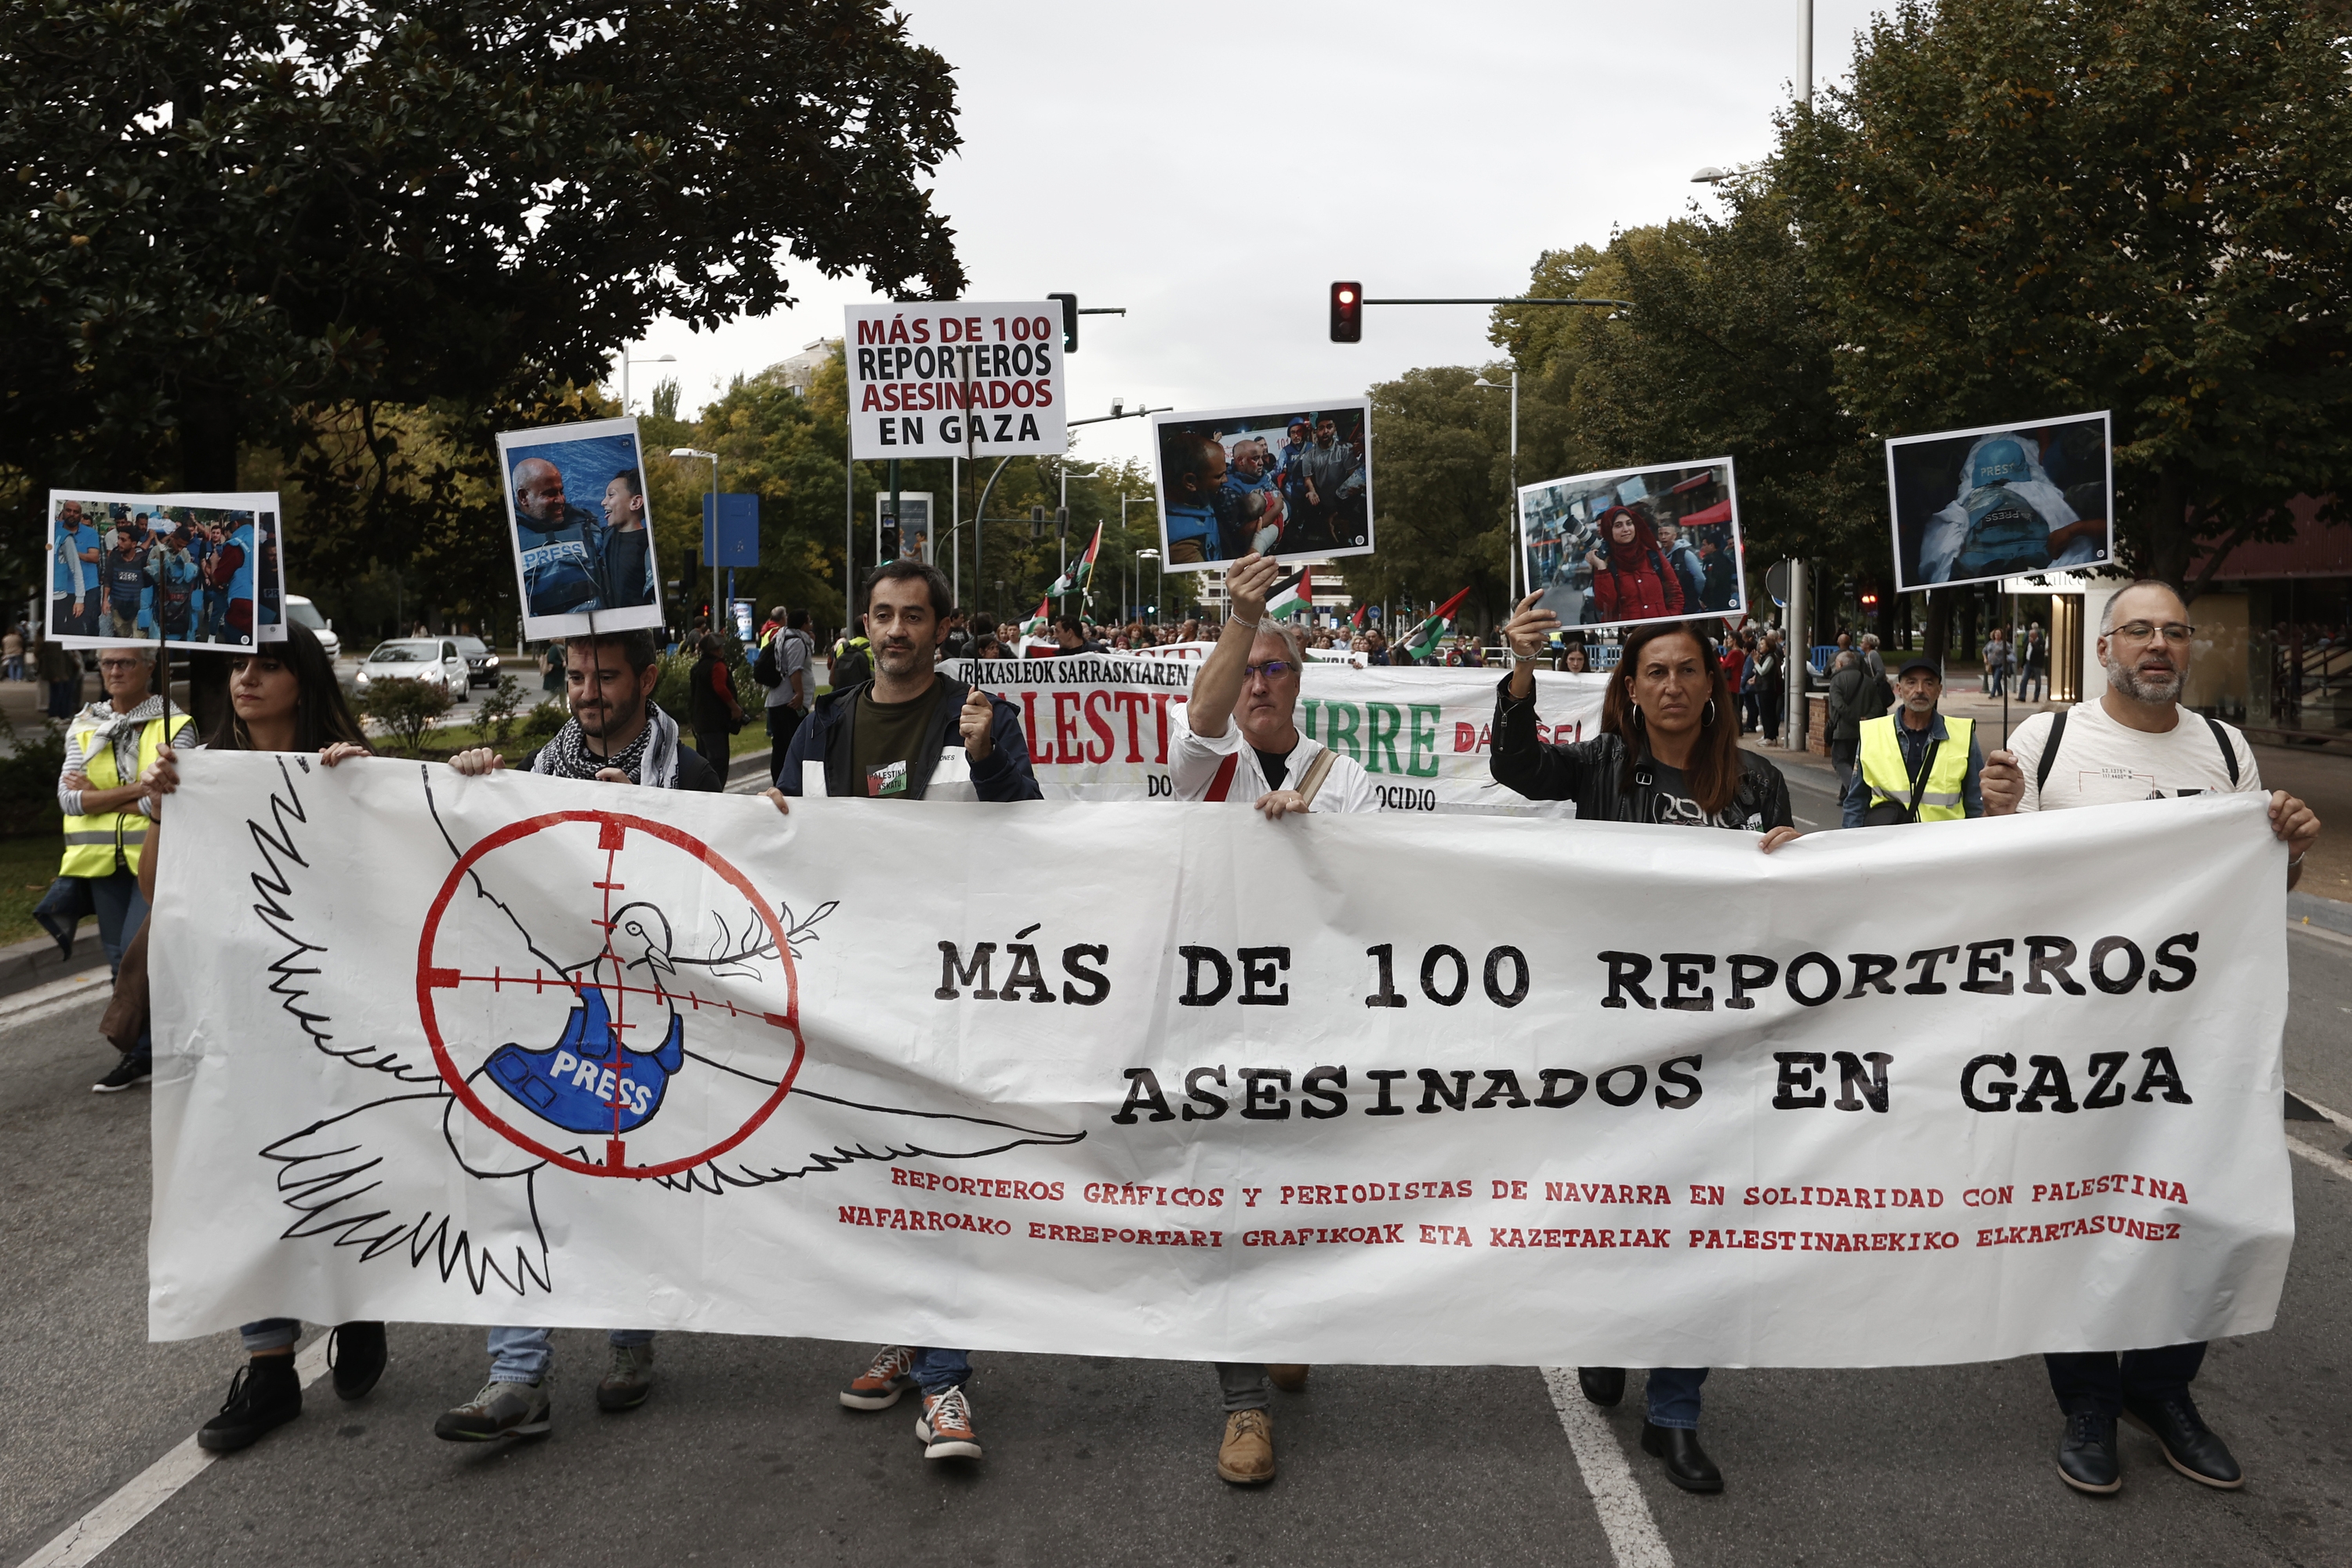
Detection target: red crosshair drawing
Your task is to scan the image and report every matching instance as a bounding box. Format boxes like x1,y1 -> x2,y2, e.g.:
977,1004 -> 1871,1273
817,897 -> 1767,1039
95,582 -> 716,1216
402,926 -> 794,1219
416,810 -> 804,1180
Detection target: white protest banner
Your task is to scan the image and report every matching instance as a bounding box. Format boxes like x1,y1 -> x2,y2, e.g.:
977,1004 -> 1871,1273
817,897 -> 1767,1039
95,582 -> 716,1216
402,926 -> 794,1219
151,755 -> 2289,1368
945,655 -> 1605,813
845,302 -> 1068,460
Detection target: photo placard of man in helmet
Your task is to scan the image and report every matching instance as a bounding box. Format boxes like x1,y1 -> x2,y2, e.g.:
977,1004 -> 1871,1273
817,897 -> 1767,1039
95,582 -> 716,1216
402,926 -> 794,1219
1886,412 -> 2114,590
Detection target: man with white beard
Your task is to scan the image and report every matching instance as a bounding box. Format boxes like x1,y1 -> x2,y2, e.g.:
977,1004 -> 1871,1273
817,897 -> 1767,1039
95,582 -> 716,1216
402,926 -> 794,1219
1981,579 -> 2320,1497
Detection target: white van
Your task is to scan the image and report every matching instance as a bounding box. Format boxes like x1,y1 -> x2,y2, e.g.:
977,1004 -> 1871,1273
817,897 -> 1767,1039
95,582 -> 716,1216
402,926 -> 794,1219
285,595 -> 339,660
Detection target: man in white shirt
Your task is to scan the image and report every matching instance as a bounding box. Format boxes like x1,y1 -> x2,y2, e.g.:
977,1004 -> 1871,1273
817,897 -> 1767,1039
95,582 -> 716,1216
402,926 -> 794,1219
1166,553 -> 1376,1486
1171,552 -> 1377,818
763,608 -> 812,785
1983,579 -> 2320,1498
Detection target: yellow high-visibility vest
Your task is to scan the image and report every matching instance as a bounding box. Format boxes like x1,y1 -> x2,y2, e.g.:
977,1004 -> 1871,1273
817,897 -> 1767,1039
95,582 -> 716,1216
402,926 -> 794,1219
59,715 -> 169,877
1858,713 -> 1974,823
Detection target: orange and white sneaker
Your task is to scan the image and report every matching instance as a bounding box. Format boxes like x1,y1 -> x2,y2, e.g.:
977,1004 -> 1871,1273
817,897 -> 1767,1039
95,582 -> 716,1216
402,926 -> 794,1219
839,1345 -> 918,1410
916,1385 -> 982,1460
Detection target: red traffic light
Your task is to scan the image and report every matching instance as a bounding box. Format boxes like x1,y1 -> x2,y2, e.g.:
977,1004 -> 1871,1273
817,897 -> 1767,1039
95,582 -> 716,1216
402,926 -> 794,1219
1330,281 -> 1363,343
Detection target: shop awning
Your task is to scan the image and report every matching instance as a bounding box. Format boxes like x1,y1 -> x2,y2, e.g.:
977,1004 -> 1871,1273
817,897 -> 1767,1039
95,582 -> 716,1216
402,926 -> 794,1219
1681,498 -> 1733,527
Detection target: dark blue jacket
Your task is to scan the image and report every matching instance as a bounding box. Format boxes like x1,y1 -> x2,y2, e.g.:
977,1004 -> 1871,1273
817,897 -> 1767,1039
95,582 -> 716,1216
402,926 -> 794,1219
780,673 -> 1042,801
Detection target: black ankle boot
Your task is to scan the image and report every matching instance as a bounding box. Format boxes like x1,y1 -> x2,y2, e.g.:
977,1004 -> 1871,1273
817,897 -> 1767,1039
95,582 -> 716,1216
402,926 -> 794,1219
1577,1367 -> 1626,1406
198,1356 -> 303,1453
1641,1421 -> 1723,1493
330,1322 -> 387,1401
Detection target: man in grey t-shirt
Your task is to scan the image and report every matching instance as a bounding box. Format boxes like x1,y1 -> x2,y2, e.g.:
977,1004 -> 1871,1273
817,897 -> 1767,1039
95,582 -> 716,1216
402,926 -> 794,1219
764,608 -> 812,785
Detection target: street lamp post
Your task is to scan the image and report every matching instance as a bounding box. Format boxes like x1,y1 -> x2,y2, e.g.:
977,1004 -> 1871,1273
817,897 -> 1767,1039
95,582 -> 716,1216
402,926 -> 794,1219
620,351 -> 677,414
1137,548 -> 1161,626
669,447 -> 719,630
1472,371 -> 1519,605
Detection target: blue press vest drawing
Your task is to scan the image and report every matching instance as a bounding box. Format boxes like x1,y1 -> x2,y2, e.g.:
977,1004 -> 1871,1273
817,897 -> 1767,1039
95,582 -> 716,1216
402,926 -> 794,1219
485,985 -> 686,1136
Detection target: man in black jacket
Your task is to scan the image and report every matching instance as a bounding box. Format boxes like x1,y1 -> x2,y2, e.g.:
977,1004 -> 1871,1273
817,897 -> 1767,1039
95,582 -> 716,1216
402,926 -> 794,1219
768,558 -> 1039,1466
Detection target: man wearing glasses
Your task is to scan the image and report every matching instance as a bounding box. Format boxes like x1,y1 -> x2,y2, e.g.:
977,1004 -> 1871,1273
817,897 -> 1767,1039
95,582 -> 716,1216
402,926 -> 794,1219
1983,579 -> 2321,1497
1166,552 -> 1377,1486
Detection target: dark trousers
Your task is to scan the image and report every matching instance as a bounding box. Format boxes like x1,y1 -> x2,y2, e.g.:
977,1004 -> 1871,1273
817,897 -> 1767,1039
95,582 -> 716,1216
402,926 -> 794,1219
2045,1341 -> 2205,1418
695,730 -> 731,776
88,870 -> 152,1065
767,705 -> 804,785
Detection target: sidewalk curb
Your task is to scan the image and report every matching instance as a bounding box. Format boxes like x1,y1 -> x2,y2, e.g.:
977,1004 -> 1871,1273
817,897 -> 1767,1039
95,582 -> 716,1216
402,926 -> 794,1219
2289,891 -> 2352,939
0,919 -> 104,1000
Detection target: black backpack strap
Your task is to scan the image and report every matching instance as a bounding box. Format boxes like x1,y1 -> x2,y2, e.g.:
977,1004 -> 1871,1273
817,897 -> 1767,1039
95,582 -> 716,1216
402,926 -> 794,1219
2201,713 -> 2240,787
2034,710 -> 2067,794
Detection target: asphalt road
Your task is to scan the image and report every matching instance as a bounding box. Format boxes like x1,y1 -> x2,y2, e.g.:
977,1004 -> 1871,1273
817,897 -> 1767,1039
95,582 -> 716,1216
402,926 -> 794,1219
5,916 -> 2351,1566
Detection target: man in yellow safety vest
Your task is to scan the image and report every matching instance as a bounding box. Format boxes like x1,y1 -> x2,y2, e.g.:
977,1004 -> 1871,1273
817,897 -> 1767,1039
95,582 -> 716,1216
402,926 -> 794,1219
57,645 -> 196,1091
1841,655 -> 1984,828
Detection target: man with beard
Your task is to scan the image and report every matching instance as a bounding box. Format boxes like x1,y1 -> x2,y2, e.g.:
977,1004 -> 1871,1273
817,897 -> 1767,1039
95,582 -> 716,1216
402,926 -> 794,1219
593,467 -> 658,608
437,627 -> 720,1439
102,529 -> 151,639
510,456 -> 608,617
1218,438 -> 1286,557
769,558 -> 1038,1465
1982,579 -> 2319,1498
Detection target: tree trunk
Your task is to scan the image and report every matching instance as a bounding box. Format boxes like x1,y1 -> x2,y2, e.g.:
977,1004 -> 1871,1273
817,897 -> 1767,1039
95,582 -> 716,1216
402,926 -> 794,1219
176,394 -> 243,492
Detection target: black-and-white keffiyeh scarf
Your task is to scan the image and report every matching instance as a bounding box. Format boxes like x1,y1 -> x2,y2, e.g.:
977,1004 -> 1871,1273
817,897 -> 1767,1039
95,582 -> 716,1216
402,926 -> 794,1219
531,702 -> 682,787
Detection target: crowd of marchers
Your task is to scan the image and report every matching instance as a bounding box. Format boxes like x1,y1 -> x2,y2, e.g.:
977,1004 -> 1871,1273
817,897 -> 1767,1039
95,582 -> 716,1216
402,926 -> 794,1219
46,553 -> 2318,1499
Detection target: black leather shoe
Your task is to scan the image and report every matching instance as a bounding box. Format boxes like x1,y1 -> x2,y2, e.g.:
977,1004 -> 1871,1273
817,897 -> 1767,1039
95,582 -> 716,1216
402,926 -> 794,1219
329,1321 -> 387,1402
197,1357 -> 303,1453
2124,1392 -> 2243,1489
1577,1367 -> 1625,1407
1639,1421 -> 1723,1493
2056,1410 -> 2122,1494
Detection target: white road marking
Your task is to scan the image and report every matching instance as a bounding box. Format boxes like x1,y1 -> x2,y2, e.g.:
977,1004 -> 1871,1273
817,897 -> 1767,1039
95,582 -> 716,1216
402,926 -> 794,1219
2288,1138 -> 2352,1185
1540,1367 -> 1674,1568
0,967 -> 111,1030
17,1335 -> 333,1568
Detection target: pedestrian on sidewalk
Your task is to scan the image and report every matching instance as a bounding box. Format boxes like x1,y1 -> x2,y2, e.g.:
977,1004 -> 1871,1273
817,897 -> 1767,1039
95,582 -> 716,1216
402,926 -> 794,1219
760,608 -> 812,786
1755,632 -> 1786,746
2018,622 -> 2049,702
1491,597 -> 1802,1497
58,647 -> 197,1091
1825,649 -> 1867,793
686,632 -> 744,771
1982,580 -> 2320,1497
136,622 -> 391,1452
1842,656 -> 1984,826
1983,627 -> 2009,697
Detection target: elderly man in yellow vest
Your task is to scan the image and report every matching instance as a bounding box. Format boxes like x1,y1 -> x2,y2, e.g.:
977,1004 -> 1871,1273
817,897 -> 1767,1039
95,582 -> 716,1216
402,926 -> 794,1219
1839,655 -> 1984,827
57,645 -> 197,1091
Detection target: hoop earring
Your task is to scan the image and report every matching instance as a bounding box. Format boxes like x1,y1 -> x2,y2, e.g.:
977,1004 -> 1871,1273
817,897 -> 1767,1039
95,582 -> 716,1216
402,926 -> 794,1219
1703,699 -> 1717,728
1631,706 -> 1646,731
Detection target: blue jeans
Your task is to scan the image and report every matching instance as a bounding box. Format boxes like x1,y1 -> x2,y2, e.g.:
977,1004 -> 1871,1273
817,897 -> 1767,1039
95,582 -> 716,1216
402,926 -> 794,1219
240,1318 -> 301,1353
1647,1366 -> 1709,1430
2045,1341 -> 2204,1419
488,1326 -> 655,1384
87,872 -> 152,1065
2020,667 -> 2045,701
911,1348 -> 971,1395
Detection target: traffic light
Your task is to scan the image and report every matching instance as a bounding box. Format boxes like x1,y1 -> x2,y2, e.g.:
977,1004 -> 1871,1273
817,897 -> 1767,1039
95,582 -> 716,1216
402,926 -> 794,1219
1329,281 -> 1363,343
1030,503 -> 1047,539
1860,590 -> 1880,611
1047,292 -> 1078,353
880,519 -> 901,561
1054,506 -> 1069,539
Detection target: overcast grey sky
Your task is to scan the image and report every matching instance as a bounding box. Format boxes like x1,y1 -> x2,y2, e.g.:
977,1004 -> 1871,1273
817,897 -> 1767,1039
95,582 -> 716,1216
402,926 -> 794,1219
618,1 -> 1894,472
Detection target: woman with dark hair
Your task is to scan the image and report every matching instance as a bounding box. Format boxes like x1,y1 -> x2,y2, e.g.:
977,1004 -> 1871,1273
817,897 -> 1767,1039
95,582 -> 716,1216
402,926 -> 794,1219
1487,595 -> 1799,1496
1586,504 -> 1686,624
137,619 -> 389,1454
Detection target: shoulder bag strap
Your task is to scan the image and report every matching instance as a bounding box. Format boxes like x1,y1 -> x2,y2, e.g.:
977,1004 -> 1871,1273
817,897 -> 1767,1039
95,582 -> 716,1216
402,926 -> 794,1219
1205,752 -> 1240,802
2034,710 -> 2067,794
1899,737 -> 1944,823
1295,747 -> 1338,808
2201,713 -> 2241,786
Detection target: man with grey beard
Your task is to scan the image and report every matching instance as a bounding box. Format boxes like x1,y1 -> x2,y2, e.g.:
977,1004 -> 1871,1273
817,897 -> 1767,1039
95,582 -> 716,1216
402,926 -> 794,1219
1981,579 -> 2320,1499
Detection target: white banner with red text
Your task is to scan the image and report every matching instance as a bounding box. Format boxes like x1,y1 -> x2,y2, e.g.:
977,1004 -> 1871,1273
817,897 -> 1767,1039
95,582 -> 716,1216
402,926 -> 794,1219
945,655 -> 1605,814
149,754 -> 2291,1367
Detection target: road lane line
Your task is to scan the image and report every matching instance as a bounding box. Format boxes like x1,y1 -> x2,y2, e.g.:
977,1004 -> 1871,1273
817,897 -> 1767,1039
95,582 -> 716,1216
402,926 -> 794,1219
2285,1089 -> 2352,1135
16,1336 -> 332,1568
0,968 -> 110,1029
1540,1367 -> 1673,1568
2288,1137 -> 2352,1185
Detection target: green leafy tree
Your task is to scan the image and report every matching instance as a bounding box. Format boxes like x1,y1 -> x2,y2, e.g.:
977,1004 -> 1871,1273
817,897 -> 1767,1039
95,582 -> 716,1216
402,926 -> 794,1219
1341,366 -> 1519,632
0,0 -> 966,608
1779,0 -> 2352,593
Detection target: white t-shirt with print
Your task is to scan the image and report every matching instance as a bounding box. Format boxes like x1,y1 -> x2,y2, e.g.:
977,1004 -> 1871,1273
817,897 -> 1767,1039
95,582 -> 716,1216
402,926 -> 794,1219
2007,699 -> 2259,813
1169,714 -> 1379,813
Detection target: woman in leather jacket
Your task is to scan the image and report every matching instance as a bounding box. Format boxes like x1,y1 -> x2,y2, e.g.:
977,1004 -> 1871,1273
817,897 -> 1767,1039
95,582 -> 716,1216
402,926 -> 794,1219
1487,597 -> 1800,1496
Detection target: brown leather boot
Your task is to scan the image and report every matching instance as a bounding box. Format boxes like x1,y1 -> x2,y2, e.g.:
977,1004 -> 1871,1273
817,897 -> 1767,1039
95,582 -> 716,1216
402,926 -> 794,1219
1217,1408 -> 1276,1484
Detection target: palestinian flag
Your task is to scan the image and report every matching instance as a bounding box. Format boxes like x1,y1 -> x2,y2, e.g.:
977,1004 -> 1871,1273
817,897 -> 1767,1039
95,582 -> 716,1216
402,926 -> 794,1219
1266,567 -> 1313,622
1050,521 -> 1105,600
1018,595 -> 1052,636
1402,586 -> 1473,659
1351,603 -> 1368,630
